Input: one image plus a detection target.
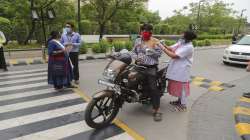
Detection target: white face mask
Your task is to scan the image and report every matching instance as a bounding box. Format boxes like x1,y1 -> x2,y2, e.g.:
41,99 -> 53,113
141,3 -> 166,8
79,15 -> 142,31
178,38 -> 186,44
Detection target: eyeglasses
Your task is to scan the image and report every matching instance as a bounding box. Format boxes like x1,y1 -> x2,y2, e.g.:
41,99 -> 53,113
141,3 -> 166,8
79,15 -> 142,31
65,25 -> 71,28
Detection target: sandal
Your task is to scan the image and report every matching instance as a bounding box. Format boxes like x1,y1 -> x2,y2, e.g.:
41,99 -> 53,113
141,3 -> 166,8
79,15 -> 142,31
153,112 -> 162,122
176,104 -> 187,112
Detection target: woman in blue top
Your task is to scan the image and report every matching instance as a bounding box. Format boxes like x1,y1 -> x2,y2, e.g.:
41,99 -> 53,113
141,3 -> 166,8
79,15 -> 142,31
47,31 -> 76,90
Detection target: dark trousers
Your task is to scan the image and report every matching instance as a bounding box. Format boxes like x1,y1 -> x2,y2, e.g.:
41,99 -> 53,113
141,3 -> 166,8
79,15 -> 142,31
0,47 -> 7,70
69,52 -> 79,81
143,67 -> 161,110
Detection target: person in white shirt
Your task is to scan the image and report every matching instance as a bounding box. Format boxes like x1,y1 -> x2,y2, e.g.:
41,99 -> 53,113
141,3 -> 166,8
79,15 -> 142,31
159,30 -> 197,111
0,31 -> 7,71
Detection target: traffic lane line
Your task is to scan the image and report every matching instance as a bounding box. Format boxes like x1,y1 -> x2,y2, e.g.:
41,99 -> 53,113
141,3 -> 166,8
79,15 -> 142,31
73,88 -> 145,140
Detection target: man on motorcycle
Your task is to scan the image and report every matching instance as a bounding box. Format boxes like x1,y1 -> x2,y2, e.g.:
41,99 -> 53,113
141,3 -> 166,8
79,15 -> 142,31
131,23 -> 163,121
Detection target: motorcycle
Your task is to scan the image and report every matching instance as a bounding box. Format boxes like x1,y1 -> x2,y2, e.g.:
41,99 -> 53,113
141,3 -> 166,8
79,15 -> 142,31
84,49 -> 168,129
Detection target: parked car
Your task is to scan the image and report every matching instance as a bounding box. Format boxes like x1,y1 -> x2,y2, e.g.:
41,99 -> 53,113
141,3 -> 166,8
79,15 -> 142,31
223,35 -> 250,65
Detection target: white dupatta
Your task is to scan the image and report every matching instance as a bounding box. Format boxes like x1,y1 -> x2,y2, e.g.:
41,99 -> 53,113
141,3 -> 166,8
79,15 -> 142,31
52,39 -> 74,69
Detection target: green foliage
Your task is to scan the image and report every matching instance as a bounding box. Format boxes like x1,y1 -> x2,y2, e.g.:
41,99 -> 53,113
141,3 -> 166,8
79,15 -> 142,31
92,40 -> 109,53
154,24 -> 170,34
112,41 -> 125,52
0,17 -> 10,25
164,40 -> 176,46
5,42 -> 41,49
124,41 -> 133,51
195,40 -> 212,47
82,0 -> 147,39
204,39 -> 211,46
0,0 -> 244,44
0,0 -> 76,44
163,14 -> 191,34
92,44 -> 102,53
111,41 -> 133,52
197,34 -> 232,40
80,43 -> 87,54
192,40 -> 197,47
80,20 -> 99,34
126,22 -> 140,34
99,40 -> 112,49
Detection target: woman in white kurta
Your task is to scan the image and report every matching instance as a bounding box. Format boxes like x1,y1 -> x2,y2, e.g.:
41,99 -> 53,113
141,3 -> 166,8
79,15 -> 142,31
159,31 -> 197,111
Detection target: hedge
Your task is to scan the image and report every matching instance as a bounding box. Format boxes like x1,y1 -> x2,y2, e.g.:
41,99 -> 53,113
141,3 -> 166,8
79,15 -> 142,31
197,34 -> 232,40
79,44 -> 87,54
194,40 -> 212,47
112,41 -> 133,52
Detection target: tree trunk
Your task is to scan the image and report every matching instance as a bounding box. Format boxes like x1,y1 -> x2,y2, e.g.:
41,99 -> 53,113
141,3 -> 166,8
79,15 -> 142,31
24,21 -> 35,45
24,0 -> 35,45
99,23 -> 105,41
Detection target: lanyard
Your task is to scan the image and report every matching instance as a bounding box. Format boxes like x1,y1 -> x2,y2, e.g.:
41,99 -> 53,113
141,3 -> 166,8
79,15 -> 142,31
66,34 -> 73,42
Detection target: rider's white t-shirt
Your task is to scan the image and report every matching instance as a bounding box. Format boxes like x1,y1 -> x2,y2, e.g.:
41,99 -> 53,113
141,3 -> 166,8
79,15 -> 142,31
166,41 -> 194,82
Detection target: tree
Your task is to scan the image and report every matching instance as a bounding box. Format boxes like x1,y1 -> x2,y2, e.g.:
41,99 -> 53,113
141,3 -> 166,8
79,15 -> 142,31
166,0 -> 241,35
0,0 -> 76,44
187,0 -> 238,34
81,0 -> 147,40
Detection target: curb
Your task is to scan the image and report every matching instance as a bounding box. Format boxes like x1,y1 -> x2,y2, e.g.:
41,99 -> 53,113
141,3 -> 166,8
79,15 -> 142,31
191,76 -> 235,92
194,45 -> 228,51
234,94 -> 250,140
6,55 -> 108,67
6,59 -> 46,67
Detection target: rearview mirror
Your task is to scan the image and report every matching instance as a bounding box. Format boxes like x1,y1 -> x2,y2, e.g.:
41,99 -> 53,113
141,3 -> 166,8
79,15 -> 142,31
232,41 -> 237,44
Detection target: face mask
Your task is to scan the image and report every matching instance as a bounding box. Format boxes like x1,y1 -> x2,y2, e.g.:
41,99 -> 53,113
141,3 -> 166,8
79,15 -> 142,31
178,38 -> 185,44
65,27 -> 72,34
141,31 -> 152,41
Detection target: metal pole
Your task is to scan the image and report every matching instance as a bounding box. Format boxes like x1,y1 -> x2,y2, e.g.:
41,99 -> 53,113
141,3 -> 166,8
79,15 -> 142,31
237,9 -> 246,35
77,0 -> 81,33
197,1 -> 201,30
40,9 -> 47,60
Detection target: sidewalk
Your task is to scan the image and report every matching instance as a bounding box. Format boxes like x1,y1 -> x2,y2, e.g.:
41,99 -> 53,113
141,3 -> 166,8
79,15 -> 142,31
187,75 -> 250,140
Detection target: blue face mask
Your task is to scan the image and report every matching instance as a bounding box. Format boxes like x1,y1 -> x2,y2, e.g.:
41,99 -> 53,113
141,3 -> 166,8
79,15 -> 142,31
65,27 -> 72,34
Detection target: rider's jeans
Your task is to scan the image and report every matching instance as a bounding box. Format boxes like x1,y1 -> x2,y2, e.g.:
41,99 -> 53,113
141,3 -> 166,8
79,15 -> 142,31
144,67 -> 161,110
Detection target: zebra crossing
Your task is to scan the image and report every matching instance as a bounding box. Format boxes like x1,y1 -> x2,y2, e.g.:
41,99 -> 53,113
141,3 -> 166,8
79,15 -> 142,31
0,68 -> 136,140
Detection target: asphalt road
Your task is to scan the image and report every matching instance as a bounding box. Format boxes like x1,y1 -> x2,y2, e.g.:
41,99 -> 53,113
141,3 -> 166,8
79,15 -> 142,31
76,48 -> 249,140
1,47 -> 249,140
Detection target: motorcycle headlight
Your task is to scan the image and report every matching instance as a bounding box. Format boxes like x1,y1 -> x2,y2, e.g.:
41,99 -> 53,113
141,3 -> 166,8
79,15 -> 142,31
103,68 -> 116,81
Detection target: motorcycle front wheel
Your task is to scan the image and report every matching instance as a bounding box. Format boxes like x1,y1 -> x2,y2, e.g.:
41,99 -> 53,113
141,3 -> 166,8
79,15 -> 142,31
85,94 -> 119,129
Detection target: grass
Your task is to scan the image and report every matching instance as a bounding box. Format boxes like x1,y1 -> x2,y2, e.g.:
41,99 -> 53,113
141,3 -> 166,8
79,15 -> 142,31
5,42 -> 41,50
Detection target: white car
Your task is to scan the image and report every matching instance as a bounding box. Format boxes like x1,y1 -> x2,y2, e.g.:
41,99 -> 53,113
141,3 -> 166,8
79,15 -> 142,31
223,35 -> 250,65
